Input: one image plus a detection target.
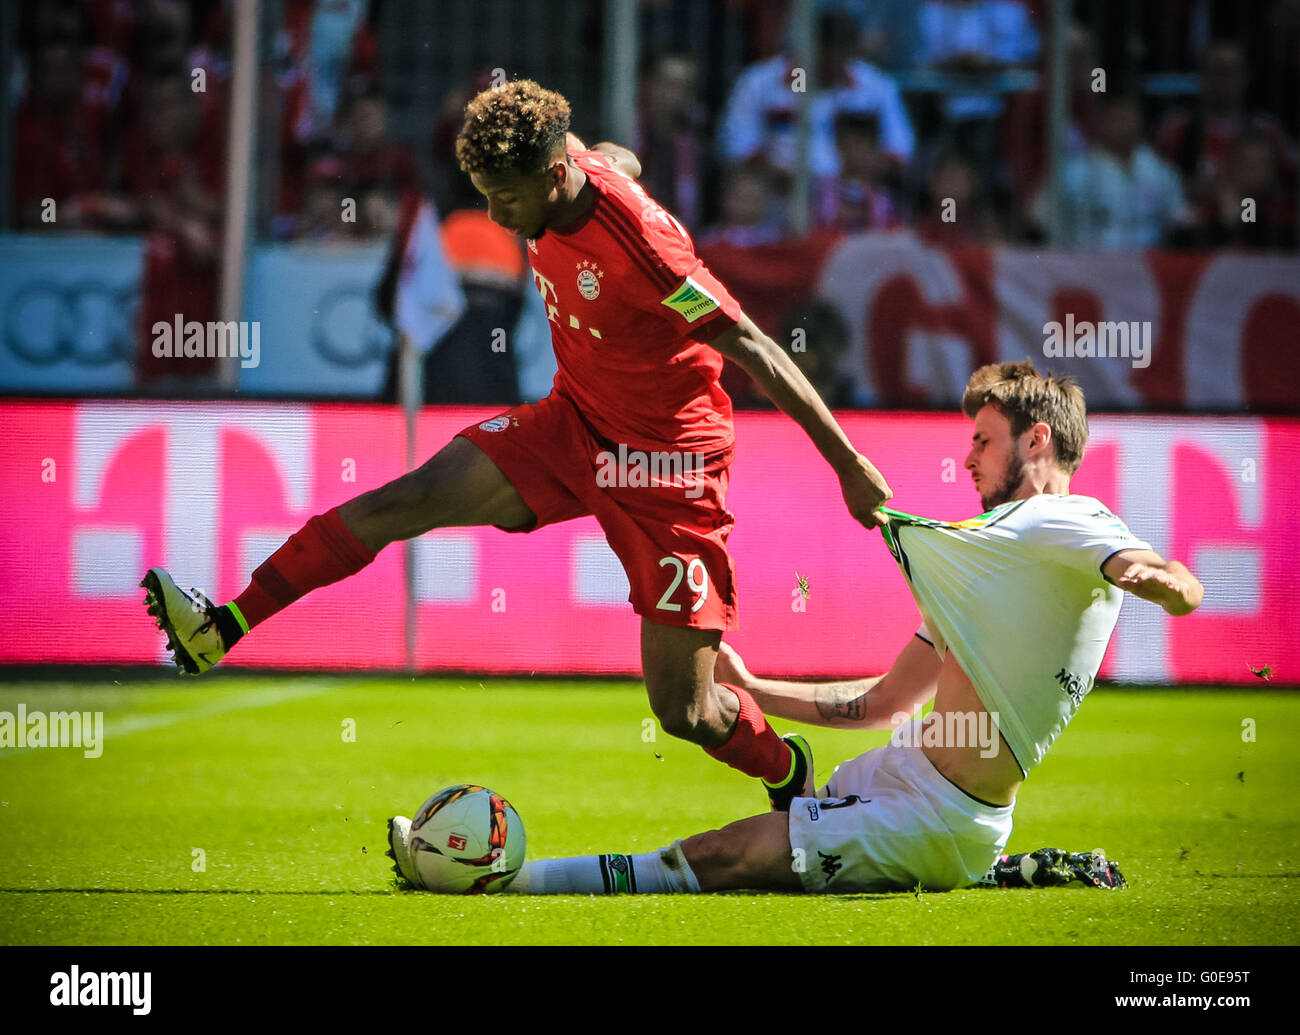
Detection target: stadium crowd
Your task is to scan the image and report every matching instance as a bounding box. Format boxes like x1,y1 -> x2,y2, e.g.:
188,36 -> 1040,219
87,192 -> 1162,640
8,0 -> 1299,399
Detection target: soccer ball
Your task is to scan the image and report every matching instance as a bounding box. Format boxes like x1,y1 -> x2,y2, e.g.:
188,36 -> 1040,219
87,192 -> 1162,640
407,784 -> 525,894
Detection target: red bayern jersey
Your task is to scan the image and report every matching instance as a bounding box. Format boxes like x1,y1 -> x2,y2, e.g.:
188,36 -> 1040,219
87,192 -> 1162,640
524,149 -> 744,455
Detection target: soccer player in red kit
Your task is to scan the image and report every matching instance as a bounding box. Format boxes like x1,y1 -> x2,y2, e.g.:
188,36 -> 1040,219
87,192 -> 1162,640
142,80 -> 892,811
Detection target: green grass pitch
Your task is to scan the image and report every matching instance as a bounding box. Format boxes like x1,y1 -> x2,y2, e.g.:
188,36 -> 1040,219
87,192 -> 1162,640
0,675 -> 1296,946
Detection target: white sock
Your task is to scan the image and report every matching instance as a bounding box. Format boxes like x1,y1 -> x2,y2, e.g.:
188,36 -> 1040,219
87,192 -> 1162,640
507,840 -> 701,894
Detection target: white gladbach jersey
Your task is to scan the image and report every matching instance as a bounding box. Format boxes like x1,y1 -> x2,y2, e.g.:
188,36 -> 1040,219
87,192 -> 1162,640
880,495 -> 1151,775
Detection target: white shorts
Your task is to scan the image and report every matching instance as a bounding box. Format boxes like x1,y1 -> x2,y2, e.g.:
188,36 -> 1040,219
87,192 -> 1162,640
788,720 -> 1015,893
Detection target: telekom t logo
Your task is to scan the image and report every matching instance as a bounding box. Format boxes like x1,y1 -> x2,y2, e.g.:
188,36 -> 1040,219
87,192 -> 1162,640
531,269 -> 560,325
1090,417 -> 1263,683
72,404 -> 311,604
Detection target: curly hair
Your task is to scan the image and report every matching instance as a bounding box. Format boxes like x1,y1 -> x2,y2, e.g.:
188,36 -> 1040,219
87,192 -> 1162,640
455,79 -> 571,176
962,359 -> 1089,474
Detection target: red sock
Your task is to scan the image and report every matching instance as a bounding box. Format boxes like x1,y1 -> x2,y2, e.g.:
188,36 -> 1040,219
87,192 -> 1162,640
705,684 -> 791,783
230,507 -> 376,630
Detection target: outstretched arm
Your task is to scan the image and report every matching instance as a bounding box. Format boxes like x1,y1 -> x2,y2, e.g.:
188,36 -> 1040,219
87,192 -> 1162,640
714,636 -> 940,731
1103,549 -> 1204,617
709,313 -> 892,528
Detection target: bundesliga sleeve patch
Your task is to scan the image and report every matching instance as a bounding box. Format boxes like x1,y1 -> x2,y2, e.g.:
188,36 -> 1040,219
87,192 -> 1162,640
661,277 -> 721,323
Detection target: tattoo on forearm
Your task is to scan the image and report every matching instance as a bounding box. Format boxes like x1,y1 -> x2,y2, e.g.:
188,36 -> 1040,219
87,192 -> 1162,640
814,683 -> 867,723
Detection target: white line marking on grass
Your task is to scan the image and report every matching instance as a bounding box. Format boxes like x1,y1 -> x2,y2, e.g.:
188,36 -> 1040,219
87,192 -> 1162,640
0,679 -> 343,760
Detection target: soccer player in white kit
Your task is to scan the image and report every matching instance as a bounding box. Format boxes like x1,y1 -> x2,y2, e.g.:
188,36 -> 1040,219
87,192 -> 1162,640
388,360 -> 1204,895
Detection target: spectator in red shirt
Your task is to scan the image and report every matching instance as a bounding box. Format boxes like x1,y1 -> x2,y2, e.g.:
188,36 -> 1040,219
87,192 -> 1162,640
115,68 -> 226,386
1197,130 -> 1298,250
288,90 -> 415,243
635,50 -> 710,230
275,0 -> 381,224
1155,39 -> 1298,232
12,38 -> 109,229
289,155 -> 353,243
915,151 -> 1003,244
698,163 -> 787,247
783,299 -> 855,409
118,70 -> 223,231
335,89 -> 419,206
813,112 -> 901,232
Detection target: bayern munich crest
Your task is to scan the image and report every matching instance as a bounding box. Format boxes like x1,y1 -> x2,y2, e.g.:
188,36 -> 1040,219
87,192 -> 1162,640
576,259 -> 604,300
478,415 -> 513,433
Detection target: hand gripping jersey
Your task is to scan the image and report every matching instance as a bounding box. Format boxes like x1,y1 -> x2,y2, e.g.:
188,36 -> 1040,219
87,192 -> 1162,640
879,495 -> 1152,775
523,150 -> 744,455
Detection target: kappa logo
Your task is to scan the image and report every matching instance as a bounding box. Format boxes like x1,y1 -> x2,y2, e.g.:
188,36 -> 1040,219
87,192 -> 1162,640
661,277 -> 720,323
576,259 -> 604,300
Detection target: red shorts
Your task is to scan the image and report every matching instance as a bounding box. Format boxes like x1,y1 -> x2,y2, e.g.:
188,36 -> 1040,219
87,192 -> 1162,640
457,392 -> 738,630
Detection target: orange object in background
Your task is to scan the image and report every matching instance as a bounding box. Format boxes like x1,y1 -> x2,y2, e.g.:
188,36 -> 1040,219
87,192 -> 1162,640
439,209 -> 527,285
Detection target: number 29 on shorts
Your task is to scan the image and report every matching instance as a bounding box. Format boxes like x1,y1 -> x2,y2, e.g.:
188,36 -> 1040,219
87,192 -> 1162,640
656,555 -> 709,613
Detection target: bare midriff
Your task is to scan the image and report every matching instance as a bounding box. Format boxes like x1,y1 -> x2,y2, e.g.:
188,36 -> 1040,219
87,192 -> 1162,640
920,651 -> 1024,807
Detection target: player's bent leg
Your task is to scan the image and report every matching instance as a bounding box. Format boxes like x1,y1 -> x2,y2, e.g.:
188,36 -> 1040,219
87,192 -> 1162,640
640,621 -> 734,748
338,435 -> 535,552
144,437 -> 535,673
682,812 -> 804,892
640,620 -> 810,807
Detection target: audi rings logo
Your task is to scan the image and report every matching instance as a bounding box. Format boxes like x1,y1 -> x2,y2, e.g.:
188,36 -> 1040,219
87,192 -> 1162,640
3,281 -> 138,366
310,285 -> 393,369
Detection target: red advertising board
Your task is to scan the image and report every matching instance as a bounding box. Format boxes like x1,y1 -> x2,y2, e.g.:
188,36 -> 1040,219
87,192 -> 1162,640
2,401 -> 1296,683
